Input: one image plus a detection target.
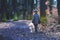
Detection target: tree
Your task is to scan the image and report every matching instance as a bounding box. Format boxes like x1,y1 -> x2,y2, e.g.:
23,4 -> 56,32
0,0 -> 2,21
12,0 -> 18,21
57,0 -> 60,24
40,0 -> 47,23
40,0 -> 47,16
27,0 -> 34,19
49,0 -> 53,16
1,0 -> 7,21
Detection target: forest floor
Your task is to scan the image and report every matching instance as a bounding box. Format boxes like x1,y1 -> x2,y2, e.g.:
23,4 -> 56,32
0,20 -> 60,40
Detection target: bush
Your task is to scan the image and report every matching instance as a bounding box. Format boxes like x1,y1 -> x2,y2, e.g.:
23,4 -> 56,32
40,16 -> 47,24
13,13 -> 18,21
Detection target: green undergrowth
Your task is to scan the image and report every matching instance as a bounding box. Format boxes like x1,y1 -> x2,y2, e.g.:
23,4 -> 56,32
40,16 -> 47,24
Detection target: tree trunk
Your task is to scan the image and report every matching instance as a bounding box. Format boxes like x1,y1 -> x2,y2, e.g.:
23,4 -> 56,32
57,0 -> 60,24
49,0 -> 53,16
40,0 -> 47,16
1,0 -> 7,21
